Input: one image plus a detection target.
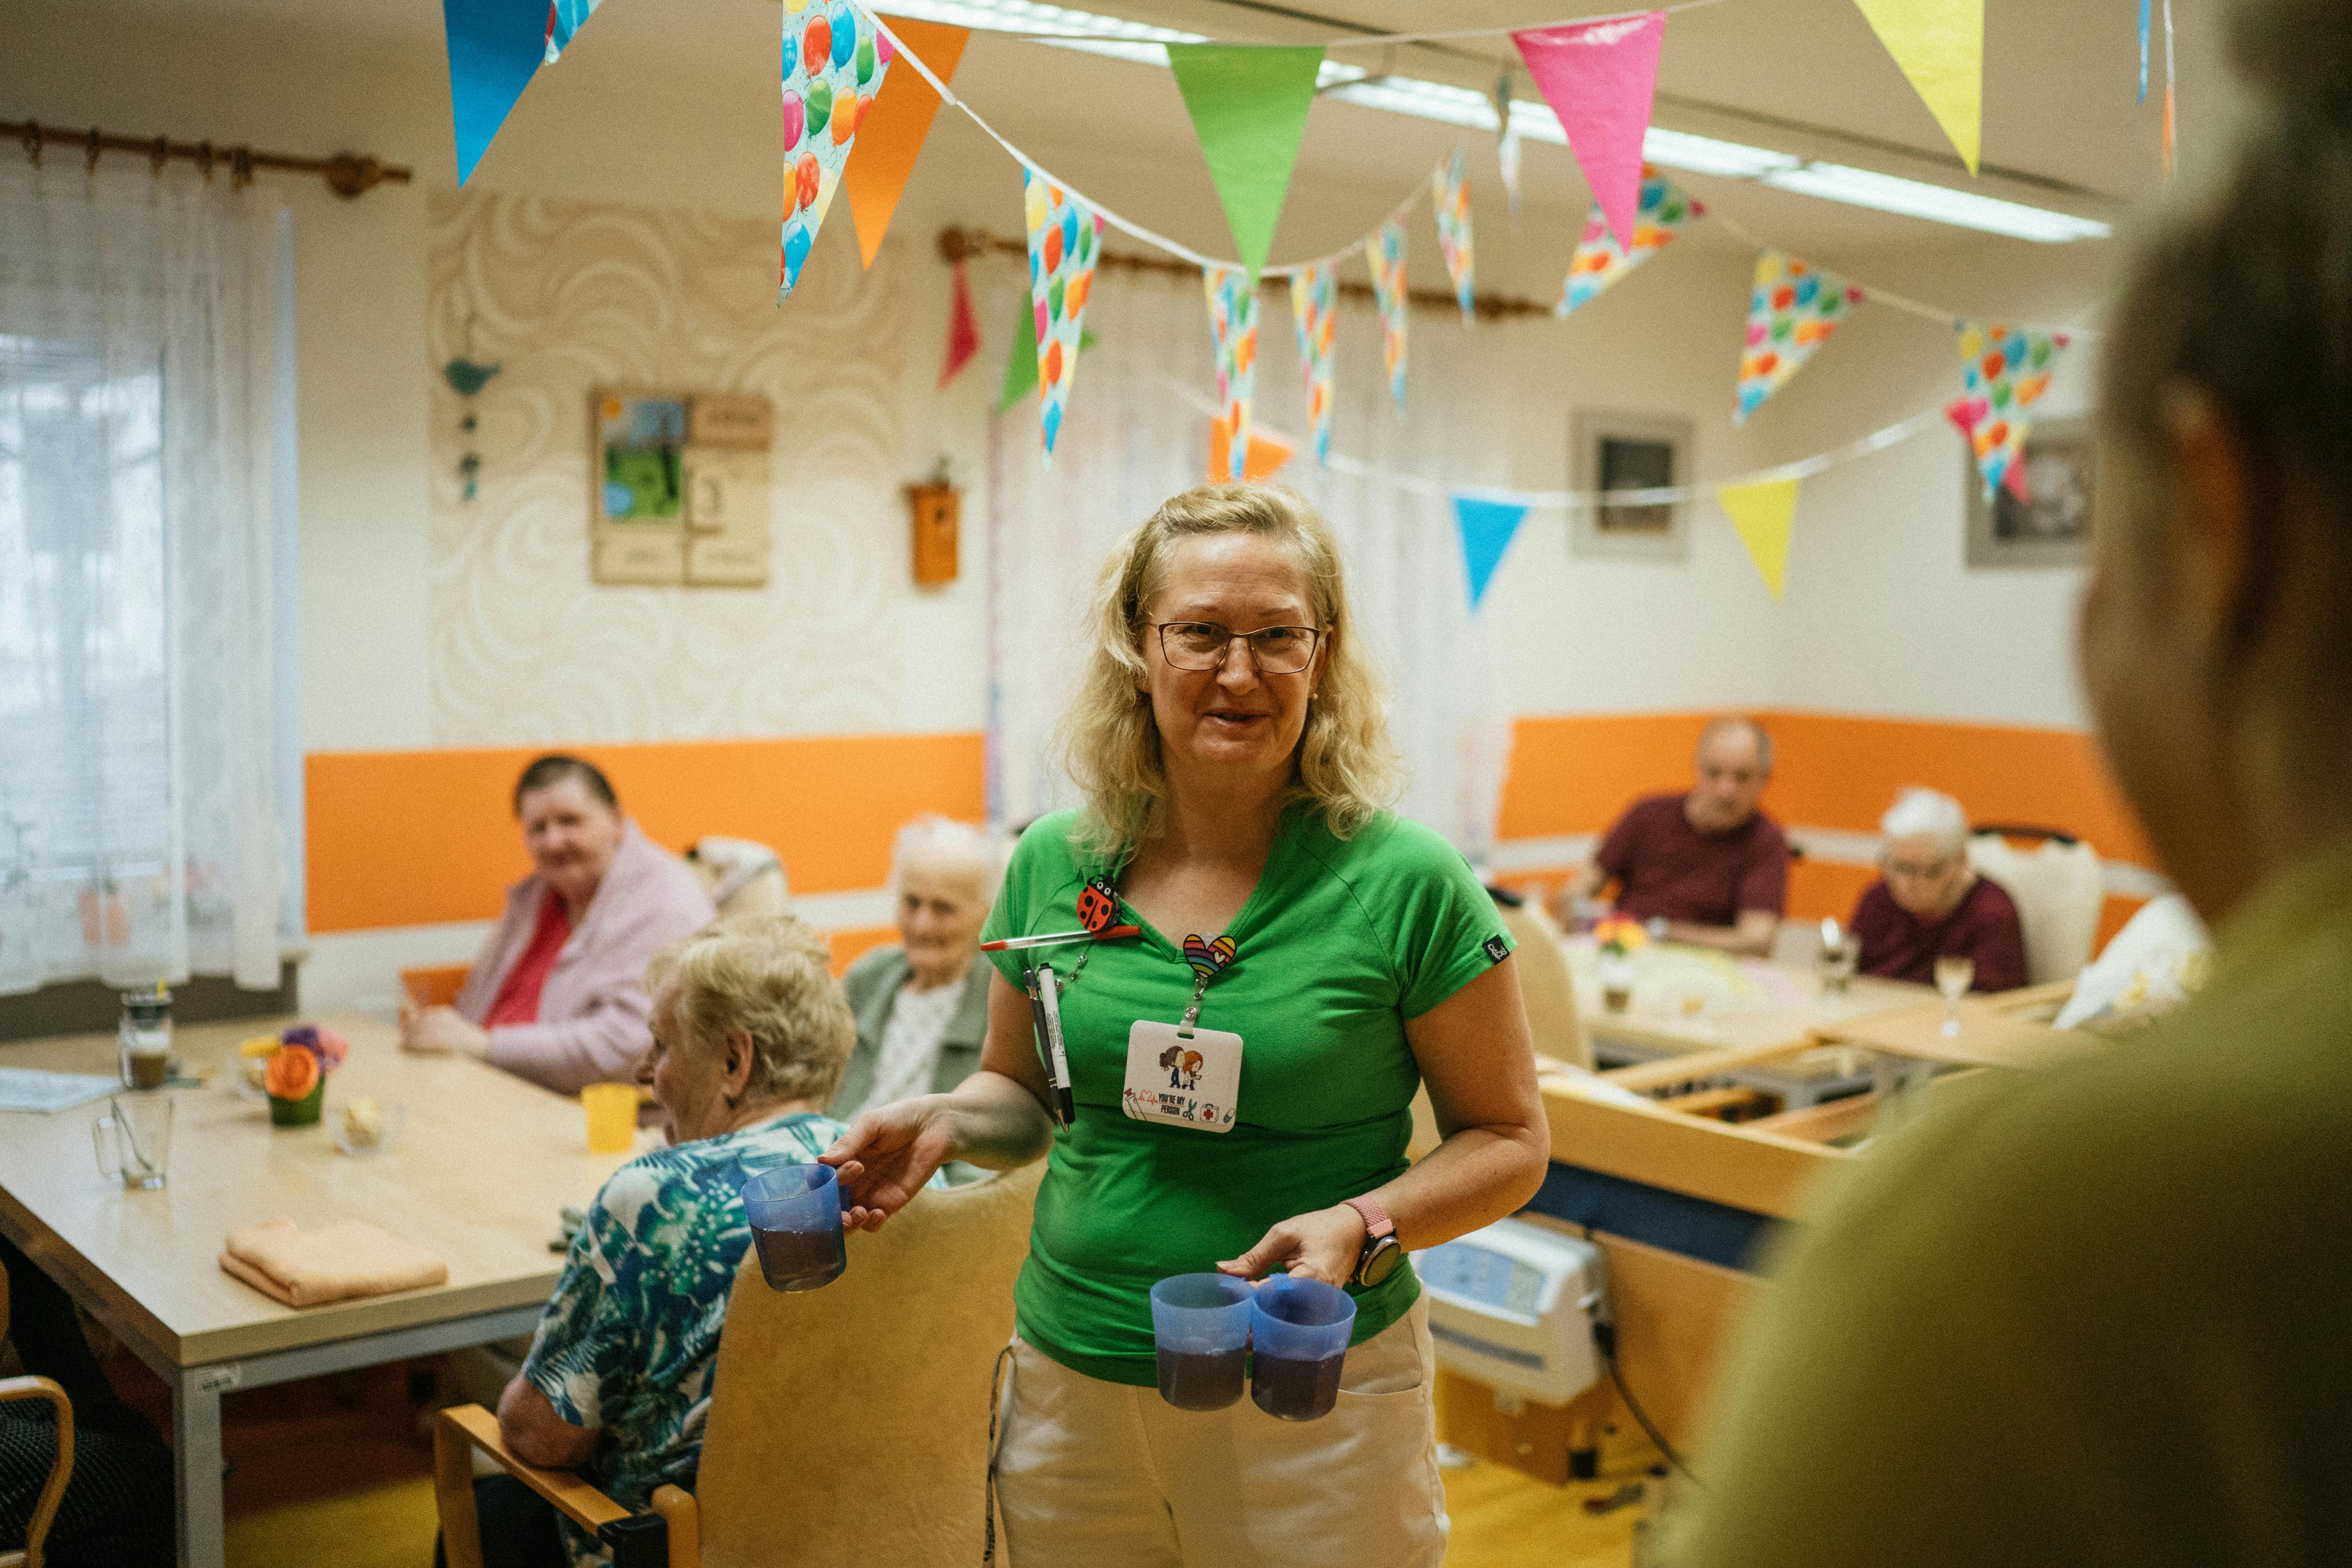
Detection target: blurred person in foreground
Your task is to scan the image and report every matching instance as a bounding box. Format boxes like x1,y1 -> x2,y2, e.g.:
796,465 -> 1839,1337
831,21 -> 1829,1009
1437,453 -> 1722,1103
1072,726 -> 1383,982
1849,787 -> 2026,992
1554,717 -> 1788,957
402,754 -> 714,1094
1664,6 -> 2352,1562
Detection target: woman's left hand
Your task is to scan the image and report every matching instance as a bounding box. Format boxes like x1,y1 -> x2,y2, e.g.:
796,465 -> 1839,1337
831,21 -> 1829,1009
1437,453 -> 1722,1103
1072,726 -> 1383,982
400,1004 -> 491,1061
1216,1204 -> 1366,1288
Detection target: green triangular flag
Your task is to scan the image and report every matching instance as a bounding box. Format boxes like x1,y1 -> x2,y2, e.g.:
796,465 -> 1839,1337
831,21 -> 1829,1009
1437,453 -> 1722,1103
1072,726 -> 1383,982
1165,45 -> 1326,284
996,305 -> 1099,416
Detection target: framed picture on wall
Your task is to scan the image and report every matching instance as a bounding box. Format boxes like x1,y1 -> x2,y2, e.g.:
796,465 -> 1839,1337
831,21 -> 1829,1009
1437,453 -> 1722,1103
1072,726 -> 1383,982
1965,413 -> 2096,569
1570,410 -> 1693,561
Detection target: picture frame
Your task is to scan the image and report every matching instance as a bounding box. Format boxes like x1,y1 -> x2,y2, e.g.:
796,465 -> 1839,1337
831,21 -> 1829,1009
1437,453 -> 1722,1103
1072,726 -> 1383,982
589,388 -> 774,587
1965,413 -> 2095,569
1570,409 -> 1693,562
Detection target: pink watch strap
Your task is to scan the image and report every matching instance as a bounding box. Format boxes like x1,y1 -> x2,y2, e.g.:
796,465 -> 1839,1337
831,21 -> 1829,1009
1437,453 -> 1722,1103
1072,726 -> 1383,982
1343,1195 -> 1394,1240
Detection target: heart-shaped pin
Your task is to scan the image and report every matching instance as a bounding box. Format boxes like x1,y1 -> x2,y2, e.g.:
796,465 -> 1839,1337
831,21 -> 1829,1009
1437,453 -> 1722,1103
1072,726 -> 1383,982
1181,933 -> 1236,979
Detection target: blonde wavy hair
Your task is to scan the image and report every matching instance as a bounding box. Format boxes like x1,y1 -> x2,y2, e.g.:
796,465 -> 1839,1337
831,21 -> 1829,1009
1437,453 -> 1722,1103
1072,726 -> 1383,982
644,914 -> 856,1106
1058,484 -> 1402,857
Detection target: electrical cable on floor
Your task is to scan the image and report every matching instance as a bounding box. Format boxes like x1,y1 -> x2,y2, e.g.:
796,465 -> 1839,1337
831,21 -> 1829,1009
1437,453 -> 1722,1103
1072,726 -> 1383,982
1593,1321 -> 1701,1488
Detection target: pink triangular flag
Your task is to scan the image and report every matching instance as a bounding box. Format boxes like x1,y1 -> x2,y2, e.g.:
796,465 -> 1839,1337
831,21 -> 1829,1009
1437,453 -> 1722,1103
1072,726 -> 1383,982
1513,11 -> 1666,250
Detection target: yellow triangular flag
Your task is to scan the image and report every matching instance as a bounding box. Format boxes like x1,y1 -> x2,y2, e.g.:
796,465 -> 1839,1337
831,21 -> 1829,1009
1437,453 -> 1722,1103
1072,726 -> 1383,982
1718,477 -> 1799,600
1851,0 -> 1983,174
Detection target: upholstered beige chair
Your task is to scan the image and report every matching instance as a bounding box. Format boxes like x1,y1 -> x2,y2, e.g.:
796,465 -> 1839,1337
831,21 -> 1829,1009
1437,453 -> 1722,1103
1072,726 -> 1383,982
435,1161 -> 1043,1568
1969,831 -> 2106,986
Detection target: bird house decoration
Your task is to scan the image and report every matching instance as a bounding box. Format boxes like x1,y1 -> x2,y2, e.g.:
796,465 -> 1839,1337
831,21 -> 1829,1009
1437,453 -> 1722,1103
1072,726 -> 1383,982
908,475 -> 960,586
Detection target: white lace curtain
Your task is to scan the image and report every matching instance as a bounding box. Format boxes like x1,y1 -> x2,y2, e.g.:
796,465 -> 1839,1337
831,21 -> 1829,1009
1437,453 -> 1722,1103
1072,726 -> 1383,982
0,157 -> 295,993
984,266 -> 1515,863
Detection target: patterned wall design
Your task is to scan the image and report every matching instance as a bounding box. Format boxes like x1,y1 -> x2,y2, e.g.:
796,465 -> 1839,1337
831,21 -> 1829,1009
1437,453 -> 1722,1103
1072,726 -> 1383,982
425,190 -> 908,744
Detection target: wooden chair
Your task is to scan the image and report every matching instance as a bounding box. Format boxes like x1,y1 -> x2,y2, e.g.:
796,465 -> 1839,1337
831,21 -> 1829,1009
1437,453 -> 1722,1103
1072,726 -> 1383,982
2,1253 -> 75,1568
1495,896 -> 1592,1071
434,1161 -> 1044,1568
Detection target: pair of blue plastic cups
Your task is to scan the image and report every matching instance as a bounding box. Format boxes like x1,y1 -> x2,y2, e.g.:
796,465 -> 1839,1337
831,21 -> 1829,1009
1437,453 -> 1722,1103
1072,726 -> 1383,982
1149,1273 -> 1356,1421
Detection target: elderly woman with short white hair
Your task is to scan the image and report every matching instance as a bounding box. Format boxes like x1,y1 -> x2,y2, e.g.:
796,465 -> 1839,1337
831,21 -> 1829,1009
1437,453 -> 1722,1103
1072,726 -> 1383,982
829,815 -> 1001,1119
823,484 -> 1548,1568
1849,787 -> 2027,992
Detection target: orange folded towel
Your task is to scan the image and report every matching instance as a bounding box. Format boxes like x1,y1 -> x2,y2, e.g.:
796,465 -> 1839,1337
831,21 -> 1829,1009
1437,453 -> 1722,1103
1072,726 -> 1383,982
219,1217 -> 449,1308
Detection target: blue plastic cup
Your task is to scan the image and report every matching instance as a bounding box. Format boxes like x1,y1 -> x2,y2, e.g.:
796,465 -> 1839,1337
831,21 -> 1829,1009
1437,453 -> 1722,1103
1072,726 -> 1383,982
1249,1276 -> 1356,1421
740,1163 -> 847,1292
1149,1273 -> 1255,1411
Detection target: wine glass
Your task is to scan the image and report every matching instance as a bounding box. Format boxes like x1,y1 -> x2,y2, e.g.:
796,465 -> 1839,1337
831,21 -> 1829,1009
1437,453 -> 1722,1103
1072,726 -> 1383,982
1934,955 -> 1975,1036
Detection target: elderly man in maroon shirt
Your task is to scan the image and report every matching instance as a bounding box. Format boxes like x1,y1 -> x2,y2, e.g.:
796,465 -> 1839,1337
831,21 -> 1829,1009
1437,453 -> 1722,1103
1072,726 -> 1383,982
1558,717 -> 1789,957
1848,787 -> 2026,991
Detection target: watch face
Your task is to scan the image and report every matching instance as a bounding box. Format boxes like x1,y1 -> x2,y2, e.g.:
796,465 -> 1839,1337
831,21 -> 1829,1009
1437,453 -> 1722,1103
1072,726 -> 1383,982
1358,1236 -> 1404,1288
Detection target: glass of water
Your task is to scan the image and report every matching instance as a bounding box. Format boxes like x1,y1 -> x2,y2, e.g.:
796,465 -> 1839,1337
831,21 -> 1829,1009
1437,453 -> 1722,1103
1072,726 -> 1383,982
1934,956 -> 1975,1036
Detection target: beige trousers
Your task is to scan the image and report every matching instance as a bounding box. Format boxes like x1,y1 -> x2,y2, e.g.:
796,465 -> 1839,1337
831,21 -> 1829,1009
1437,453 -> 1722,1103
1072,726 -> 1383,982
993,1296 -> 1449,1568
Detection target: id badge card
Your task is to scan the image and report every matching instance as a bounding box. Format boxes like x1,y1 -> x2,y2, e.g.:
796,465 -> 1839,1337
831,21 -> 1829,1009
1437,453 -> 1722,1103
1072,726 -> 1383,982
1122,1020 -> 1241,1132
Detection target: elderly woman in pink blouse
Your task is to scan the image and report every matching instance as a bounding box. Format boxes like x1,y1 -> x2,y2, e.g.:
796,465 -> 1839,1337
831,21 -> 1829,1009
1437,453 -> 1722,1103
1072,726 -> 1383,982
400,755 -> 715,1094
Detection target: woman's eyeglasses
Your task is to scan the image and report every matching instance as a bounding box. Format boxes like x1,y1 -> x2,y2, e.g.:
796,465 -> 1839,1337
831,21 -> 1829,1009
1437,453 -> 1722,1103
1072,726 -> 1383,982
1150,621 -> 1323,674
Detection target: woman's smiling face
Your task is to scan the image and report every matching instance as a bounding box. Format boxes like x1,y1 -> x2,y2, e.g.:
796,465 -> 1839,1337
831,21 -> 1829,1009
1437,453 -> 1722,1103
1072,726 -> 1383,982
1139,532 -> 1325,785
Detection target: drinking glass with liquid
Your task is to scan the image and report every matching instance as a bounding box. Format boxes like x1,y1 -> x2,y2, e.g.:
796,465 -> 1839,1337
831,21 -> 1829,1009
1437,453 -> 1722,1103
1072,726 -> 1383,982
740,1163 -> 848,1292
1248,1275 -> 1356,1422
1149,1274 -> 1254,1411
118,986 -> 172,1090
1934,955 -> 1976,1036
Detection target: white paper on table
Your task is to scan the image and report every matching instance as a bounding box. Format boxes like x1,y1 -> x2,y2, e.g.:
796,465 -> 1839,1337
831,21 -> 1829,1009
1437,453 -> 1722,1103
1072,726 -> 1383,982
0,1067 -> 122,1113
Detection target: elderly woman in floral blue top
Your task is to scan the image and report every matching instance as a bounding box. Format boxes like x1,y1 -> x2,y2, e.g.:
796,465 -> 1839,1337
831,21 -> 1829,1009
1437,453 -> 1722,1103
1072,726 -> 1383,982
447,914 -> 859,1568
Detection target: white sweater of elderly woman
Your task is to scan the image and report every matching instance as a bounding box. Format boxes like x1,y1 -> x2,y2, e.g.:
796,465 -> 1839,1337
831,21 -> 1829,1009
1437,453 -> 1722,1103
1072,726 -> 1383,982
824,484 -> 1549,1568
401,756 -> 715,1094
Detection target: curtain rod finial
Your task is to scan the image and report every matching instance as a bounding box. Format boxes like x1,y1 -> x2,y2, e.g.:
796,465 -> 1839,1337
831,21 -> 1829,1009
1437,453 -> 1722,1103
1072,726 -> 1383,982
323,154 -> 385,199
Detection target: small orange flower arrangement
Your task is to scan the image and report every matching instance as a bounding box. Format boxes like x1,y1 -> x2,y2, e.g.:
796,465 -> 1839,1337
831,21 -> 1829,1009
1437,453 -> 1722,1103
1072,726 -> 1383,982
1593,915 -> 1651,959
255,1023 -> 348,1127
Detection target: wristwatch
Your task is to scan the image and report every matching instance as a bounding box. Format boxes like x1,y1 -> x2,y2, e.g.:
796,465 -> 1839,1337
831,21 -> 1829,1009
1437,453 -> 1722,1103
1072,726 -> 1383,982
1342,1195 -> 1403,1288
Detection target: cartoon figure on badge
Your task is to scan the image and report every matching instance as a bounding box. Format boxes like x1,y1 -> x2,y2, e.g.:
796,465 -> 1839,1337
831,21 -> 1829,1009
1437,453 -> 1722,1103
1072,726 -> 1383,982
1160,1044 -> 1203,1090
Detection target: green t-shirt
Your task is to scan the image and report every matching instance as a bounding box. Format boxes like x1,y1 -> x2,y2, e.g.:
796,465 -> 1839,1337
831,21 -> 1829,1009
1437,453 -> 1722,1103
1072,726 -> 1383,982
981,804 -> 1515,1387
1660,838 -> 2352,1568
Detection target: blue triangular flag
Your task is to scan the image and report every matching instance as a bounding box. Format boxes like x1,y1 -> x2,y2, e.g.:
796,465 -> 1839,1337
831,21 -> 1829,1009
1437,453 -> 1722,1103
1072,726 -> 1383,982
1453,496 -> 1527,611
444,0 -> 548,184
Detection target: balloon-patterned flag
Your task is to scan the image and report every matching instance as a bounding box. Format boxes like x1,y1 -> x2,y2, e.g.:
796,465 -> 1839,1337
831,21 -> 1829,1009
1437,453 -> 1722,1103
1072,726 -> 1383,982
1947,322 -> 2069,500
779,0 -> 893,301
1556,169 -> 1700,319
1024,169 -> 1104,464
1366,217 -> 1409,414
1431,149 -> 1475,318
1289,262 -> 1337,465
1734,252 -> 1864,426
1203,267 -> 1259,482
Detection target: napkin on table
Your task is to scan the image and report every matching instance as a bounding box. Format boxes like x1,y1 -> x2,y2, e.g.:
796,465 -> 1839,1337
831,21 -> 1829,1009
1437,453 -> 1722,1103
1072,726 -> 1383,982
219,1217 -> 449,1307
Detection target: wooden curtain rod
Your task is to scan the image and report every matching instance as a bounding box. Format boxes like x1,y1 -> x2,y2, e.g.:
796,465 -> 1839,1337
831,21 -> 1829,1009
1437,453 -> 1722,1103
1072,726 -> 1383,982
5,120 -> 412,199
935,225 -> 1558,321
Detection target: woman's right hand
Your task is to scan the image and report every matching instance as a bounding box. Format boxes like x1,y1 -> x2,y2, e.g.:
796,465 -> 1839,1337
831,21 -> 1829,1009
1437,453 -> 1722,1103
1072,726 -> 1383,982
821,1096 -> 957,1231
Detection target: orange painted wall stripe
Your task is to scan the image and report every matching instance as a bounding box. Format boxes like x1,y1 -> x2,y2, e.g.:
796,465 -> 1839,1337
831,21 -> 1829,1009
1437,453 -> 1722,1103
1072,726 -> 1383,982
306,732 -> 985,933
1499,711 -> 2155,867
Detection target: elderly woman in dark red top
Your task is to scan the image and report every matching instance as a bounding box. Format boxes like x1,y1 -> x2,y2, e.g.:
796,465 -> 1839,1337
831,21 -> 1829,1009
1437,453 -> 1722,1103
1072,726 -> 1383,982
1848,788 -> 2026,992
400,755 -> 715,1092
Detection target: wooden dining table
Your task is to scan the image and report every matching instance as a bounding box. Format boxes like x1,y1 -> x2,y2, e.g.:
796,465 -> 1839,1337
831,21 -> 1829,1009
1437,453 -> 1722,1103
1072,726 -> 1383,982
0,1012 -> 655,1568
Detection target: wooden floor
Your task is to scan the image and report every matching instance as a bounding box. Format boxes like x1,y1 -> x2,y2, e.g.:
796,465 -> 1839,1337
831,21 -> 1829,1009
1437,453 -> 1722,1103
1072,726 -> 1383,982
92,1337 -> 1651,1566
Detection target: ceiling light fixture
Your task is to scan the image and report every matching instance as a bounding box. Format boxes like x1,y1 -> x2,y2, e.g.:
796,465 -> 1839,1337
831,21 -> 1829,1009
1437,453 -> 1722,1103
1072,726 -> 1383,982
875,0 -> 2110,244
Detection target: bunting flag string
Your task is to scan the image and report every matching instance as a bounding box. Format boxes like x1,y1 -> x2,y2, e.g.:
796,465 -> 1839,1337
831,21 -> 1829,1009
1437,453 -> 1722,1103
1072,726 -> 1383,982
1432,150 -> 1477,319
1492,70 -> 1524,217
1208,416 -> 1297,483
1557,170 -> 1701,318
444,0 -> 549,186
1717,477 -> 1800,598
1367,216 -> 1410,415
1166,43 -> 1328,285
1454,498 -> 1530,612
995,299 -> 1098,413
1022,171 -> 1105,460
941,259 -> 981,388
779,1 -> 896,299
1851,0 -> 1984,174
1946,321 -> 2069,500
844,16 -> 971,267
1289,262 -> 1338,465
1512,11 -> 1667,249
2137,0 -> 2151,104
1203,266 -> 1261,480
1735,251 -> 1864,425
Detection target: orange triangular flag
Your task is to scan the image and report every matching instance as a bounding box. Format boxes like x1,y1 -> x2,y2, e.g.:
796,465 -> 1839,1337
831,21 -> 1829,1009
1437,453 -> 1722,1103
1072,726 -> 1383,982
1208,416 -> 1296,483
845,17 -> 972,269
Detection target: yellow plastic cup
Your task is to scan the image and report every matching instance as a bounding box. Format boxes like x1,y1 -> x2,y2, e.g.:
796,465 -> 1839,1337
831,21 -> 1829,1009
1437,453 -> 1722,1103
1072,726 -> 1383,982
581,1084 -> 639,1154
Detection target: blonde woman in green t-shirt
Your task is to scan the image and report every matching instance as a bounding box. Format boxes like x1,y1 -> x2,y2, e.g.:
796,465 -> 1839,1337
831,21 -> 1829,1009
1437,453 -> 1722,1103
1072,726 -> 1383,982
824,484 -> 1548,1567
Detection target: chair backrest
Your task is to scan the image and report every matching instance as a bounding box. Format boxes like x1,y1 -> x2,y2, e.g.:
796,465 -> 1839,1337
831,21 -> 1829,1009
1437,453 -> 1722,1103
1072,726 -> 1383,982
1495,897 -> 1591,1070
694,1161 -> 1044,1568
687,837 -> 791,921
1967,832 -> 2105,986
